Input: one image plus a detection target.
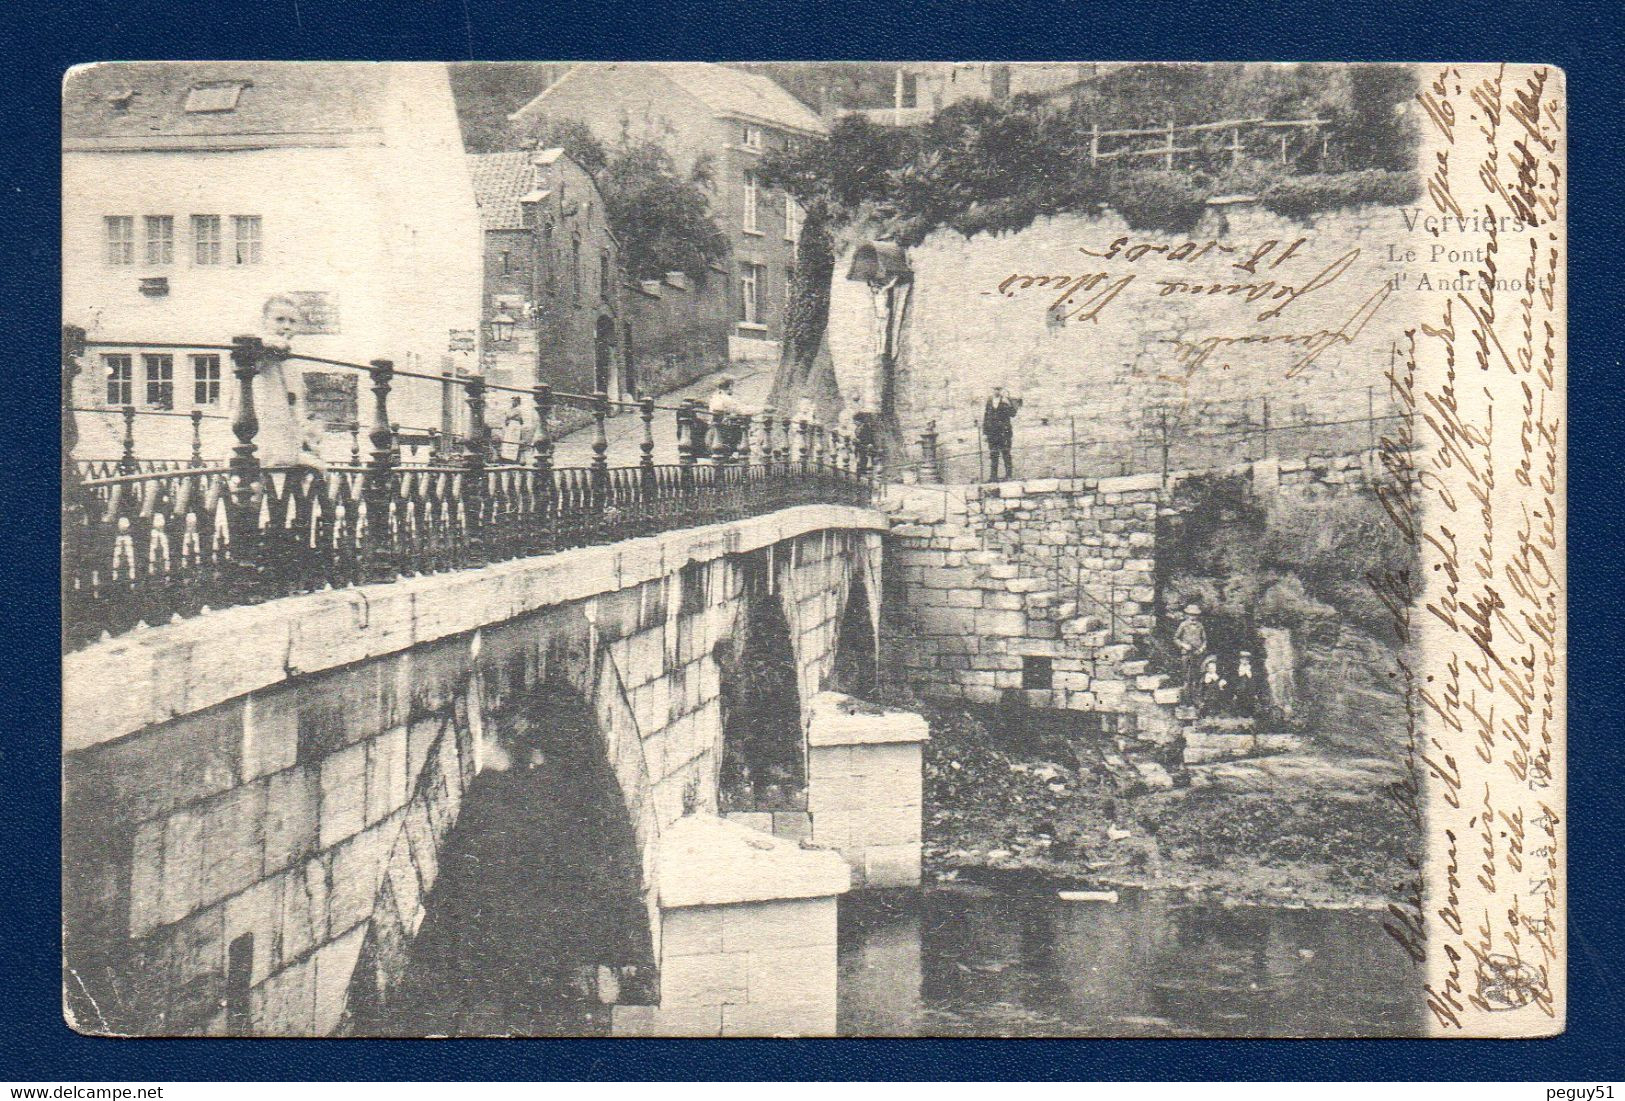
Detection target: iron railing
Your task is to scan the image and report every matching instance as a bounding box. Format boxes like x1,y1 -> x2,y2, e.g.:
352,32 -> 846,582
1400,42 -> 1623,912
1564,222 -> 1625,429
903,394 -> 1411,485
61,327 -> 875,650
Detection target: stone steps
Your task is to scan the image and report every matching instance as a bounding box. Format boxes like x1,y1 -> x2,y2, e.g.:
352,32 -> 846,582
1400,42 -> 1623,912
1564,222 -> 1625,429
886,484 -> 1197,755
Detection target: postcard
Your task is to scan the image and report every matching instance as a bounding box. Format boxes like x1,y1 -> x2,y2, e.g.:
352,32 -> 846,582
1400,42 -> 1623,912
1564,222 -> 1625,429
60,60 -> 1564,1037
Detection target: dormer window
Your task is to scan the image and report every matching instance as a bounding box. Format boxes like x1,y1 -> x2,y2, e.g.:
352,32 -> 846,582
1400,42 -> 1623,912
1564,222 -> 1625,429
184,81 -> 249,114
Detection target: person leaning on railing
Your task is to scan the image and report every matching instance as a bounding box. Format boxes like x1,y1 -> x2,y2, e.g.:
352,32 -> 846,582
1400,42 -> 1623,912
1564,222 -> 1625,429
708,376 -> 746,456
247,295 -> 328,472
842,395 -> 878,476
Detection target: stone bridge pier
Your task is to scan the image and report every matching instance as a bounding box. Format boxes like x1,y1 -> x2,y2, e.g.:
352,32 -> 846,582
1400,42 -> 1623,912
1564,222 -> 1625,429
63,502 -> 925,1038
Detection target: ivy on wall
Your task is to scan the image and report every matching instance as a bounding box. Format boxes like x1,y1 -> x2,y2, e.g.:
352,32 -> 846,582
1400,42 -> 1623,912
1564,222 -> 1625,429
755,64 -> 1421,393
758,64 -> 1421,244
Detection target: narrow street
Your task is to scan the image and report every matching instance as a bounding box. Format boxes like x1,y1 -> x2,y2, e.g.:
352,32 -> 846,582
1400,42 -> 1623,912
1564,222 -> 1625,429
547,363 -> 776,468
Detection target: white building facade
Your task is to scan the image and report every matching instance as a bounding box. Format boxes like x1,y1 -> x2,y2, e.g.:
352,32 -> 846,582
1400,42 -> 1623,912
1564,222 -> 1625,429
63,62 -> 483,463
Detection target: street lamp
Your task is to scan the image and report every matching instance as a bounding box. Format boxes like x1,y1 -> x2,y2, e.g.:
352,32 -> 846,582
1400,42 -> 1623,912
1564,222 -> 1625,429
489,311 -> 517,344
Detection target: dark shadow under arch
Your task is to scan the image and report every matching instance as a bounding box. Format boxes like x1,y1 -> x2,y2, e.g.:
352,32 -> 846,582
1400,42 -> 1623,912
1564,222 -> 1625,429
716,563 -> 805,813
832,573 -> 878,698
358,681 -> 654,1037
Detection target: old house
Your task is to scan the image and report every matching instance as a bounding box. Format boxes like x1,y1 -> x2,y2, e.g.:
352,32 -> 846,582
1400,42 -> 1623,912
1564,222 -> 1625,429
846,63 -> 1125,127
63,61 -> 483,462
507,62 -> 827,363
469,147 -> 629,399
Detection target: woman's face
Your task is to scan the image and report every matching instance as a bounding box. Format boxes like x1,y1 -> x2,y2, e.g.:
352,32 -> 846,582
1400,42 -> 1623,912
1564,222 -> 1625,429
264,301 -> 301,341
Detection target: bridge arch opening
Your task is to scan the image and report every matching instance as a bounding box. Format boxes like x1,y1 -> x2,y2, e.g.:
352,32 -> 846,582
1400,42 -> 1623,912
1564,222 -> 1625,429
716,556 -> 805,814
360,680 -> 654,1036
831,573 -> 878,698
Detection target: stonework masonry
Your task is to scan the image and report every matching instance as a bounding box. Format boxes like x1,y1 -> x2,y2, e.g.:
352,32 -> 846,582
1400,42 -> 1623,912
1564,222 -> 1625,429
880,448 -> 1403,754
881,476 -> 1184,748
63,504 -> 887,1037
614,813 -> 849,1037
827,200 -> 1419,478
805,692 -> 930,888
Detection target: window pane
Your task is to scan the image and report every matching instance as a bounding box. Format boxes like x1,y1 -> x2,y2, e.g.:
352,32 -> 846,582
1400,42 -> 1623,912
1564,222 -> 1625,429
192,215 -> 221,265
104,216 -> 133,265
739,263 -> 761,324
232,215 -> 261,264
191,354 -> 221,405
143,216 -> 173,265
143,354 -> 174,409
104,354 -> 133,405
743,173 -> 758,232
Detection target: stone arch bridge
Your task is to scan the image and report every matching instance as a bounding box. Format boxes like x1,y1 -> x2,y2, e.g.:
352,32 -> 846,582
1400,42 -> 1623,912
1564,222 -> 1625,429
63,502 -> 929,1038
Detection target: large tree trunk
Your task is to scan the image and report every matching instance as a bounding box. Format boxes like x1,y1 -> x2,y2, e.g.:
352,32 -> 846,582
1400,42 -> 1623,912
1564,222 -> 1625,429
767,210 -> 836,417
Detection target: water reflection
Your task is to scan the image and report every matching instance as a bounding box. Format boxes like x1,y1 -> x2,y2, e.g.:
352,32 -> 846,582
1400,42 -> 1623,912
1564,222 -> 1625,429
838,887 -> 1423,1037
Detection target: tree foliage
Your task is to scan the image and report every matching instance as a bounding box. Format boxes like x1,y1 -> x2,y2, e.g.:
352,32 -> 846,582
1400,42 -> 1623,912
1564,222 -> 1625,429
492,112 -> 727,282
448,62 -> 561,154
756,63 -> 1420,246
504,113 -> 609,177
598,141 -> 730,281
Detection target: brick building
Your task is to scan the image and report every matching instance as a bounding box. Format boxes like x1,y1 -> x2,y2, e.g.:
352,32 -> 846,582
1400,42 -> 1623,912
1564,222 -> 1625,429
469,147 -> 629,400
507,63 -> 827,363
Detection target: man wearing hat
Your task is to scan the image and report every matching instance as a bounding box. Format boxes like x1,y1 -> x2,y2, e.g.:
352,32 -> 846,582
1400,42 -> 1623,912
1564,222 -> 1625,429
1173,602 -> 1208,704
982,386 -> 1021,482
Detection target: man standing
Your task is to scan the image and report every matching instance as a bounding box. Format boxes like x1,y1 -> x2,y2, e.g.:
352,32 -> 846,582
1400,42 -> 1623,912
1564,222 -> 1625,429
1173,602 -> 1208,705
500,395 -> 532,464
850,397 -> 877,476
983,387 -> 1020,481
708,376 -> 745,458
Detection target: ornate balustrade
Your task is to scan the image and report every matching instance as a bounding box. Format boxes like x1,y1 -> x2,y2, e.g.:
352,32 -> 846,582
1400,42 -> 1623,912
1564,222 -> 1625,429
61,327 -> 875,649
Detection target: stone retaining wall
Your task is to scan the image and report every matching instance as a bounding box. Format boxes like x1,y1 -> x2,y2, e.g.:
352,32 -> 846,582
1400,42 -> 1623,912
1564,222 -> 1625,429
880,449 -> 1400,757
827,201 -> 1416,480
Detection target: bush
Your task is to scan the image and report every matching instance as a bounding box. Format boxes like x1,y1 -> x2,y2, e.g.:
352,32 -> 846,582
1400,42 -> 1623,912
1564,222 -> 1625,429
1164,478 -> 1416,643
1255,574 -> 1336,630
1261,495 -> 1416,639
1260,170 -> 1421,221
1102,170 -> 1211,234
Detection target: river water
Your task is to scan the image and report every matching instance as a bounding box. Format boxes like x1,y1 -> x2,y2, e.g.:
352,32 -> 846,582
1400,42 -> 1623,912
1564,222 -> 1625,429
838,886 -> 1424,1037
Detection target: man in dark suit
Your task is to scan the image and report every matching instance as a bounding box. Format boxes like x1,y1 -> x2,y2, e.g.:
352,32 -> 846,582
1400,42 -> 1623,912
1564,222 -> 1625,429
983,387 -> 1020,481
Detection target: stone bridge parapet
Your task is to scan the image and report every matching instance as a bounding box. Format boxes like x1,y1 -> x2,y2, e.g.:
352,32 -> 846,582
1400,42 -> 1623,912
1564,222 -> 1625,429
63,503 -> 893,1037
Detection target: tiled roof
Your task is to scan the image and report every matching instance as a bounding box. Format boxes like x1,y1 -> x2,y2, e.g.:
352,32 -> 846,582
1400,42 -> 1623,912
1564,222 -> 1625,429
654,64 -> 827,134
63,61 -> 390,150
467,150 -> 534,231
515,62 -> 827,136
